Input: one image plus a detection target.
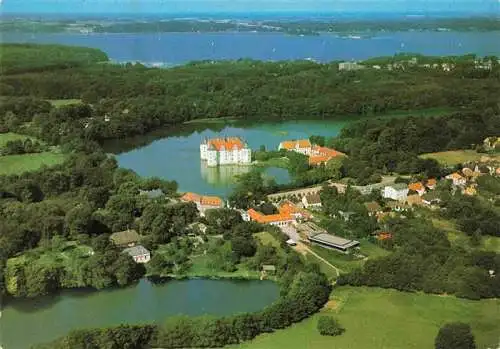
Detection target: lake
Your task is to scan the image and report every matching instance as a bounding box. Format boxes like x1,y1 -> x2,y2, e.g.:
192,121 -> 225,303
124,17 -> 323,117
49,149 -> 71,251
106,119 -> 349,197
1,31 -> 500,65
0,278 -> 279,349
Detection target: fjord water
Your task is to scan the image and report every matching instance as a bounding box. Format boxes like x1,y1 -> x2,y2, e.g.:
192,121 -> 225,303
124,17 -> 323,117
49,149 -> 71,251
0,279 -> 279,349
106,120 -> 349,196
2,31 -> 500,64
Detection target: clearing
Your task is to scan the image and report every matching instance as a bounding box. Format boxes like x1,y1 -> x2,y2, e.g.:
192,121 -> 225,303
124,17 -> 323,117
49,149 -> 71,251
0,152 -> 65,175
234,286 -> 500,349
0,132 -> 32,148
0,132 -> 65,175
420,150 -> 499,166
48,99 -> 82,107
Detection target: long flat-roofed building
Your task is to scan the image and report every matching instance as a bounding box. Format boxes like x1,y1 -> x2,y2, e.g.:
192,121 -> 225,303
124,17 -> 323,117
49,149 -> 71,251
308,232 -> 360,254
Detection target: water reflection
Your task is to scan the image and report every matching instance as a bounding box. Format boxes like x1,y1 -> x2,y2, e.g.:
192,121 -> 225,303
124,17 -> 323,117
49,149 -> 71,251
200,162 -> 252,187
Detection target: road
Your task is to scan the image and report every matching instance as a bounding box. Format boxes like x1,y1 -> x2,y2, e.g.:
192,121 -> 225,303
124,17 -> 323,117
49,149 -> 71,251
293,241 -> 341,278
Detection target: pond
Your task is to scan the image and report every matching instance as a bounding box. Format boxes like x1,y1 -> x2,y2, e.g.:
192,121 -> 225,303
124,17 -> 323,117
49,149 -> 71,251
0,278 -> 279,349
106,119 -> 349,197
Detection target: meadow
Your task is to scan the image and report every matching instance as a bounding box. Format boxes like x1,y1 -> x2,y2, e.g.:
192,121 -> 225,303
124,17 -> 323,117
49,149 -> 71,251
420,150 -> 499,166
0,132 -> 65,175
235,286 -> 500,349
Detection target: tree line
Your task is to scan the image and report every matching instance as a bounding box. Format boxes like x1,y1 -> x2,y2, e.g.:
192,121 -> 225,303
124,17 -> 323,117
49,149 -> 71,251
1,45 -> 499,143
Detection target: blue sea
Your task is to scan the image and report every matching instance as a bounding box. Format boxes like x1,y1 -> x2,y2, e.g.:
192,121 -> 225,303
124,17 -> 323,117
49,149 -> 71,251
2,30 -> 500,66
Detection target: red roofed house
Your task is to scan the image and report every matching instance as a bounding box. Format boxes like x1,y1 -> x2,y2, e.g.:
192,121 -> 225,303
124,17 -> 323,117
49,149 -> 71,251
408,182 -> 426,196
181,192 -> 224,216
247,202 -> 308,227
308,146 -> 346,166
425,178 -> 437,190
278,139 -> 312,155
445,172 -> 466,187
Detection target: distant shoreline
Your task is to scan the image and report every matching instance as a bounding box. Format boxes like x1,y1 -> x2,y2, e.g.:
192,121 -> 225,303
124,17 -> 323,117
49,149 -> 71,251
1,17 -> 499,36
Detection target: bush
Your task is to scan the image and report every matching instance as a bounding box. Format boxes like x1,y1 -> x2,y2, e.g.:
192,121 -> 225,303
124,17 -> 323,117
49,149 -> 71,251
435,322 -> 476,349
317,316 -> 345,336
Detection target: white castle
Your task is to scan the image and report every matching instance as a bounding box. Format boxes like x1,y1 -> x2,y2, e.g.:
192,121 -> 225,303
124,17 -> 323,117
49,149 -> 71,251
200,137 -> 251,167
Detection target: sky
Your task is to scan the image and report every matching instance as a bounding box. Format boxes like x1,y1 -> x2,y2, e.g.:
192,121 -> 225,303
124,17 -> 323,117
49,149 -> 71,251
1,0 -> 499,15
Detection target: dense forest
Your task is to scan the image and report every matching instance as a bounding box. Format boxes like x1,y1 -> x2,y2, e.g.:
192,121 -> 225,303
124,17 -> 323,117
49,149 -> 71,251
0,44 -> 108,75
2,17 -> 500,35
1,44 -> 499,144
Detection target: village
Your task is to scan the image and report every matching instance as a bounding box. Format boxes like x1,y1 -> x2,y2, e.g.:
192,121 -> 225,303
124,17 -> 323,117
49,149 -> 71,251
109,134 -> 500,284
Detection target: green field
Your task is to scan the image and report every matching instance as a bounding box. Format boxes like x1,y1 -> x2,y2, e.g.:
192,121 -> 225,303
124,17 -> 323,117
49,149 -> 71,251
310,239 -> 389,273
0,152 -> 66,175
0,132 -> 65,175
0,132 -> 32,147
420,150 -> 499,166
185,254 -> 261,279
254,231 -> 282,248
48,99 -> 83,107
235,286 -> 500,349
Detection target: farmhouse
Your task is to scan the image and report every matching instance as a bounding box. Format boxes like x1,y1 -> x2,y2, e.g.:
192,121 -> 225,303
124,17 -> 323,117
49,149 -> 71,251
278,139 -> 312,155
123,245 -> 151,263
382,183 -> 409,201
180,192 -> 224,216
425,178 -> 437,190
408,182 -> 426,196
110,229 -> 141,248
308,232 -> 360,254
200,137 -> 251,167
445,172 -> 466,186
302,193 -> 322,209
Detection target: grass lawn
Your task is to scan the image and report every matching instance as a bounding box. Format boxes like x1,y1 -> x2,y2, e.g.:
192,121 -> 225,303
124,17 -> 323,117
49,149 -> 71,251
0,151 -> 66,175
0,132 -> 31,147
254,231 -> 281,248
186,254 -> 260,279
253,157 -> 290,169
420,150 -> 499,166
234,286 -> 500,349
48,99 -> 82,107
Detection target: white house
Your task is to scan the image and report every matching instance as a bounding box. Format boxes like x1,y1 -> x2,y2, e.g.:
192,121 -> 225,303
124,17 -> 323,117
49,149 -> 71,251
382,183 -> 409,201
200,137 -> 251,167
445,172 -> 467,187
302,193 -> 322,209
123,245 -> 151,263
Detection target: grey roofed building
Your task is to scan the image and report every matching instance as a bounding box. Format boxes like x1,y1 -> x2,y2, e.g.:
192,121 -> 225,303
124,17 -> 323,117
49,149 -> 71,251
123,245 -> 149,257
123,245 -> 151,263
110,229 -> 141,247
139,189 -> 164,199
308,232 -> 359,253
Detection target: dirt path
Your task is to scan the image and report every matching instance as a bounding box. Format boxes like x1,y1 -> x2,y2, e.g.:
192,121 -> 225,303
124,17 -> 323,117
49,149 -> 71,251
294,242 -> 342,278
